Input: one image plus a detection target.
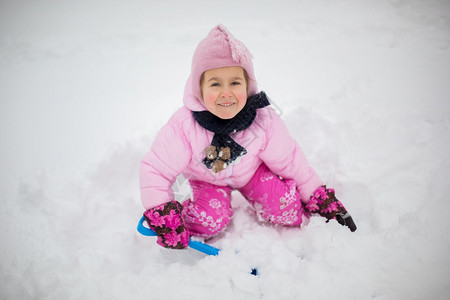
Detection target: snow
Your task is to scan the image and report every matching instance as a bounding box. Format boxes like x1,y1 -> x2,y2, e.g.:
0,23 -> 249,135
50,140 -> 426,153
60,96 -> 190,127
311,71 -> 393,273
1,0 -> 449,299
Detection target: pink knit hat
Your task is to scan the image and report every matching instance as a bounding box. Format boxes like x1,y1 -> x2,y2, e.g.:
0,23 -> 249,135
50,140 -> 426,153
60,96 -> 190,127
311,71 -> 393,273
190,25 -> 258,106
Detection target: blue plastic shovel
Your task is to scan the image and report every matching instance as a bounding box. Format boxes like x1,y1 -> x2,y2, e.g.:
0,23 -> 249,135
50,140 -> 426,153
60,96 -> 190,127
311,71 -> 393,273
137,216 -> 220,255
137,216 -> 258,275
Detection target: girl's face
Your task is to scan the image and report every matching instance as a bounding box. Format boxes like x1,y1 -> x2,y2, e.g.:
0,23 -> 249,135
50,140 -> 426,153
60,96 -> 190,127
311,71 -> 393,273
201,66 -> 247,119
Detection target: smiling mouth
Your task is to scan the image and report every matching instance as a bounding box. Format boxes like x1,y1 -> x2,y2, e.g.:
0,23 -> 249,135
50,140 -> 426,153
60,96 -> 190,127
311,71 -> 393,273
217,103 -> 236,107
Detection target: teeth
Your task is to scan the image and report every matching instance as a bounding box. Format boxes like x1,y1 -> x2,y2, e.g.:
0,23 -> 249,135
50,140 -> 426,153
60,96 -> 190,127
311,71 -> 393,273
218,103 -> 235,107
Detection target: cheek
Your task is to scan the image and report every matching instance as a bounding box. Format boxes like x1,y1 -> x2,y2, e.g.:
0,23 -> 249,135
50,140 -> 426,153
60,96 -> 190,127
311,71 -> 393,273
206,93 -> 216,104
235,91 -> 247,102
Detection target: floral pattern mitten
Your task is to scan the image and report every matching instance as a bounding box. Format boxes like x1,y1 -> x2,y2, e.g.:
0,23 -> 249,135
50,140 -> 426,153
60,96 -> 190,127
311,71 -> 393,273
144,201 -> 190,249
306,186 -> 357,232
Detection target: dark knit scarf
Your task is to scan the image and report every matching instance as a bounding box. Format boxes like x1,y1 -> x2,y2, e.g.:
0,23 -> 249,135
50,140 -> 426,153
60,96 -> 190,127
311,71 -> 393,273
193,91 -> 270,172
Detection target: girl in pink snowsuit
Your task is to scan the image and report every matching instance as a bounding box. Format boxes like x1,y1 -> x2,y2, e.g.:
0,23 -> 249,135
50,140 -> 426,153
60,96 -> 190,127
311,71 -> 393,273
141,25 -> 356,249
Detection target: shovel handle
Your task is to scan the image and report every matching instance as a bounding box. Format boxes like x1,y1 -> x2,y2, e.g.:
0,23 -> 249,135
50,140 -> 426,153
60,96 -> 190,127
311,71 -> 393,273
137,216 -> 220,256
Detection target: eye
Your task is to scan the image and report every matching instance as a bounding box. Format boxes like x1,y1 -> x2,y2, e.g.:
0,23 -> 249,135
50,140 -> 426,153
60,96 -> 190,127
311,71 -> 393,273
231,81 -> 241,86
210,82 -> 220,87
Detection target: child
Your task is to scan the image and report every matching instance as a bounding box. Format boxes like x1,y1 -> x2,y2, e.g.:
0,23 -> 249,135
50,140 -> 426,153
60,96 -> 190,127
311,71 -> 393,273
140,25 -> 356,249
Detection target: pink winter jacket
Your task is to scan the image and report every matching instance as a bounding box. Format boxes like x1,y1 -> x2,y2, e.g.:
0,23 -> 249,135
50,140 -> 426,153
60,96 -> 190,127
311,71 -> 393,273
140,79 -> 323,209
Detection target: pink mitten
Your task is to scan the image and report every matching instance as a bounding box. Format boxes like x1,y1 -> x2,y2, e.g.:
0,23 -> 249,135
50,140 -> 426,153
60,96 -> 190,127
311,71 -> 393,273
144,201 -> 190,249
306,186 -> 357,232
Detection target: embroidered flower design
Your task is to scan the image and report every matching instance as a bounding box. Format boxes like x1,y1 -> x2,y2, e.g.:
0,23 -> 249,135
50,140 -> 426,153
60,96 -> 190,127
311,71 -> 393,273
209,198 -> 222,209
164,231 -> 182,247
260,173 -> 274,183
306,197 -> 319,212
146,211 -> 165,228
164,210 -> 182,230
184,197 -> 232,237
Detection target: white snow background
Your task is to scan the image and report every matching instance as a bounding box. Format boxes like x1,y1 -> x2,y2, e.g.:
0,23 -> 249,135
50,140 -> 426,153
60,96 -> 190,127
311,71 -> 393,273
1,0 -> 449,299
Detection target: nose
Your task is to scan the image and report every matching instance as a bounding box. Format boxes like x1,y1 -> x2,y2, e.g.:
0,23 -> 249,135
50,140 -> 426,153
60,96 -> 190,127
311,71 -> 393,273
221,88 -> 232,98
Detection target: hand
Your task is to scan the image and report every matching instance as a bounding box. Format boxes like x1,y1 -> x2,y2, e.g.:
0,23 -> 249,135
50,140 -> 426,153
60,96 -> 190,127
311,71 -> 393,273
306,186 -> 357,232
336,212 -> 357,232
144,201 -> 190,249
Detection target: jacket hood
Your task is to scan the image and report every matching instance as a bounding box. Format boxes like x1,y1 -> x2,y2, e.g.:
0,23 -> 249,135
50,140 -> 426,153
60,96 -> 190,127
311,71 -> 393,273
184,24 -> 258,112
183,75 -> 207,111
